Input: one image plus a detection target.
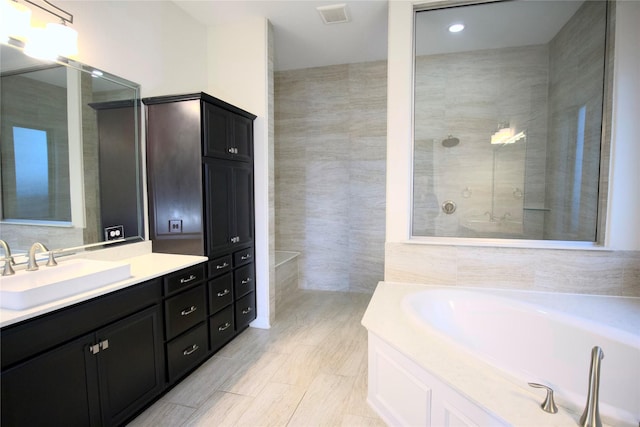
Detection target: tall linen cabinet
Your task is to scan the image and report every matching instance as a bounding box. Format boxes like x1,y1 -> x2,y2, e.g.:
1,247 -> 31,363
144,92 -> 257,357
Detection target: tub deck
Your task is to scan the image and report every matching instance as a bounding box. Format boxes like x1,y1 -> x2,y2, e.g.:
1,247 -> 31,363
361,282 -> 640,427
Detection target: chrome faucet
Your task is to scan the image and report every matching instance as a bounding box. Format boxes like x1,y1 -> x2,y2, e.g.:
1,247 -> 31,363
0,239 -> 16,276
580,346 -> 604,427
27,242 -> 57,271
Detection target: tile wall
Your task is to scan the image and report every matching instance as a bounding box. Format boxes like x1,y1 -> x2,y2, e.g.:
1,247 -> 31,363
274,61 -> 387,293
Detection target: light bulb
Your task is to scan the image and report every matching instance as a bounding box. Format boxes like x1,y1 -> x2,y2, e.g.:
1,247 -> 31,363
448,23 -> 465,33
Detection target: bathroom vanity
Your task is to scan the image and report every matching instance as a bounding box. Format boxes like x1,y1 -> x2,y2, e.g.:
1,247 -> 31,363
0,252 -> 251,426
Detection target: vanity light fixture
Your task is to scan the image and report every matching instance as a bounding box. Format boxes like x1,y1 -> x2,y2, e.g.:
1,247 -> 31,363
0,0 -> 31,42
2,0 -> 78,60
448,23 -> 465,33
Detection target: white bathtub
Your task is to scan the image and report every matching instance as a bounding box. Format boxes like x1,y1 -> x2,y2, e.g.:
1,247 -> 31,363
362,282 -> 640,427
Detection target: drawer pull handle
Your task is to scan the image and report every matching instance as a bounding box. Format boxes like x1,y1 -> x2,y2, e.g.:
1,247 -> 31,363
242,307 -> 252,315
180,274 -> 197,284
217,289 -> 230,297
241,278 -> 252,285
216,262 -> 229,270
183,344 -> 199,356
180,305 -> 197,316
218,322 -> 232,331
241,254 -> 252,260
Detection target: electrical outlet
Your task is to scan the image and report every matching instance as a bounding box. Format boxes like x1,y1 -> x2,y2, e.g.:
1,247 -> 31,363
169,219 -> 183,233
104,225 -> 124,241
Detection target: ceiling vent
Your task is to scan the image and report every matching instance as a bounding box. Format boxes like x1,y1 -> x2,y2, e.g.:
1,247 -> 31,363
317,4 -> 350,25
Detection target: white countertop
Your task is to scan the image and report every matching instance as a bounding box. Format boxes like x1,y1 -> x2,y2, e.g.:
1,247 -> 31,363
0,251 -> 207,328
361,282 -> 639,427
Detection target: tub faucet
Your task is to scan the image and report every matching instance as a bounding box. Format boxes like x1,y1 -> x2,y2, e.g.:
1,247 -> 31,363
27,242 -> 56,271
580,346 -> 604,427
0,239 -> 15,276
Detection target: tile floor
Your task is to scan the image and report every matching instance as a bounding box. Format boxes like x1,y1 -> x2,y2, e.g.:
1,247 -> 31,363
128,290 -> 385,427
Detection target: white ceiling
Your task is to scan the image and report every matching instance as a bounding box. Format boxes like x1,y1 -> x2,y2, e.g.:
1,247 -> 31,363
173,0 -> 586,72
172,0 -> 389,71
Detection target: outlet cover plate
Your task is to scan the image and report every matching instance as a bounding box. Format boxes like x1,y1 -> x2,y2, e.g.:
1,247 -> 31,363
169,219 -> 182,233
105,225 -> 124,241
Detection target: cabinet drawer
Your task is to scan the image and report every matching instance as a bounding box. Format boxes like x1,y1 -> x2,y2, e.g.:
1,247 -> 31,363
233,264 -> 255,299
209,306 -> 235,353
166,324 -> 207,382
233,247 -> 253,267
208,255 -> 232,277
164,264 -> 205,295
164,285 -> 206,340
208,274 -> 233,314
235,292 -> 256,331
233,263 -> 256,299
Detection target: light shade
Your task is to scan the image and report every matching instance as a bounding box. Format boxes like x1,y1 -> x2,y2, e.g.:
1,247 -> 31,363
46,22 -> 78,56
24,22 -> 78,60
0,0 -> 32,42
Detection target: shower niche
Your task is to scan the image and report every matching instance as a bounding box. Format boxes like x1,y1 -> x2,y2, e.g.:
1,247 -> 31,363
412,0 -> 608,242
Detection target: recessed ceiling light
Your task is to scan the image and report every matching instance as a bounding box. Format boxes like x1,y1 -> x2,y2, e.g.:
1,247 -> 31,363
448,23 -> 465,33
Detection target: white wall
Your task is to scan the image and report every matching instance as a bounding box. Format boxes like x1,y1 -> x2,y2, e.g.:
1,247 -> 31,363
58,1 -> 208,97
385,1 -> 640,296
207,18 -> 273,328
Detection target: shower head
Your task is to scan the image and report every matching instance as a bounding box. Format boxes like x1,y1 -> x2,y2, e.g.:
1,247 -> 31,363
442,135 -> 460,147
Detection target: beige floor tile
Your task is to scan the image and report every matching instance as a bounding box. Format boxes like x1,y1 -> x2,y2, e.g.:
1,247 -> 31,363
129,290 -> 383,427
287,373 -> 356,427
236,382 -> 307,427
341,414 -> 388,427
219,350 -> 288,397
183,391 -> 253,427
126,400 -> 196,427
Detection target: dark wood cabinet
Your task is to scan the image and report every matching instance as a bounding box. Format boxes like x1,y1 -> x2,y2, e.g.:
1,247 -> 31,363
144,92 -> 257,348
1,333 -> 100,426
204,158 -> 254,256
203,101 -> 253,162
0,285 -> 164,427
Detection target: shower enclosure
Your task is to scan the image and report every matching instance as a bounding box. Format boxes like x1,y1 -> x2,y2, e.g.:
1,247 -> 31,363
412,0 -> 609,241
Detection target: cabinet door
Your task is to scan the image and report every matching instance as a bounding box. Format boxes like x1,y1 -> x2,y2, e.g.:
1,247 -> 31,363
1,334 -> 100,426
204,159 -> 234,255
231,113 -> 253,162
96,305 -> 164,426
203,102 -> 231,158
203,102 -> 253,162
233,161 -> 254,246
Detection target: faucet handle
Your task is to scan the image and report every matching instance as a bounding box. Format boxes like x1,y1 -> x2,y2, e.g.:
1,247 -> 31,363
528,383 -> 558,414
46,251 -> 58,267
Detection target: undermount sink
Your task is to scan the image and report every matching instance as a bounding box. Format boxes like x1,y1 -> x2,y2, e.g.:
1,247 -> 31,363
0,259 -> 131,310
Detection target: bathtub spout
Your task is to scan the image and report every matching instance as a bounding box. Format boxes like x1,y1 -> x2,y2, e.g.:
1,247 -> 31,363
579,346 -> 604,427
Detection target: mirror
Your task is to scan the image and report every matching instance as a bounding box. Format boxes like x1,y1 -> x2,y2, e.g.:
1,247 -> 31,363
0,42 -> 144,254
412,0 -> 610,241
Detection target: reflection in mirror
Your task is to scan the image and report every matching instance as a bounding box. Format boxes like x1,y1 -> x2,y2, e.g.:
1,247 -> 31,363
412,0 -> 609,241
0,42 -> 144,254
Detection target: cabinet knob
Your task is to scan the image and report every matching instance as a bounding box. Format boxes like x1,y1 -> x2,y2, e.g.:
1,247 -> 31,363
241,254 -> 252,260
242,307 -> 252,315
241,278 -> 252,285
218,322 -> 231,332
217,289 -> 230,297
100,339 -> 109,350
216,262 -> 229,270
